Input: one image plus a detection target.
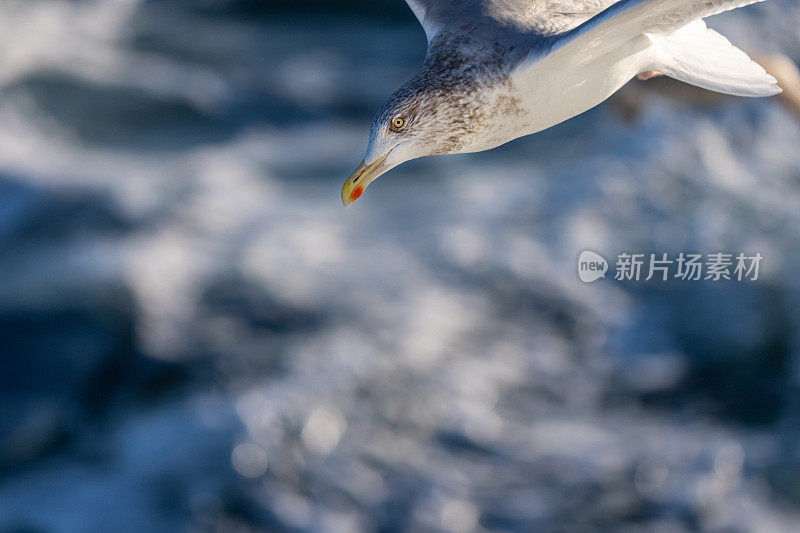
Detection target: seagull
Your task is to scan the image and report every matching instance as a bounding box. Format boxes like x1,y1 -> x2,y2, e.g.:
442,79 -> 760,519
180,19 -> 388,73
341,0 -> 781,207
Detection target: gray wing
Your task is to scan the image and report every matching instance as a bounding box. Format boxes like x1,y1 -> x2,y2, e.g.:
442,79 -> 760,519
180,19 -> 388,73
518,0 -> 777,97
541,0 -> 767,67
405,0 -> 617,42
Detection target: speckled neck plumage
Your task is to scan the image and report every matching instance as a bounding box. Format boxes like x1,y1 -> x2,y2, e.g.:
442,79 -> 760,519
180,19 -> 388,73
372,25 -> 529,155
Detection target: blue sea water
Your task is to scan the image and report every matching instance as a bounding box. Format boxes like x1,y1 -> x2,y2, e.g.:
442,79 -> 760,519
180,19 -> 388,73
1,1 -> 800,531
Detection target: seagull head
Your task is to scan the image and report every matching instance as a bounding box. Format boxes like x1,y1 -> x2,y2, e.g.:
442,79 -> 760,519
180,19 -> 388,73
342,73 -> 483,207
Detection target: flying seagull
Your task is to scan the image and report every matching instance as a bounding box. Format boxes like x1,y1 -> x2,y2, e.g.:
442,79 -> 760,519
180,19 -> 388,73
341,0 -> 780,206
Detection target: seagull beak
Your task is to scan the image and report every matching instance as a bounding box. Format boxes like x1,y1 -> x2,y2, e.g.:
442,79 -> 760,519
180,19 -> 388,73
341,152 -> 391,208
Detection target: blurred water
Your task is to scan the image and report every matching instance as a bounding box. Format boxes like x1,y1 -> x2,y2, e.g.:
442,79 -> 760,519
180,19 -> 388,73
1,1 -> 800,531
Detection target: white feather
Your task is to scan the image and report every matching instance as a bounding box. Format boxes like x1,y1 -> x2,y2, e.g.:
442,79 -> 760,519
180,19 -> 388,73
543,0 -> 771,68
650,20 -> 780,97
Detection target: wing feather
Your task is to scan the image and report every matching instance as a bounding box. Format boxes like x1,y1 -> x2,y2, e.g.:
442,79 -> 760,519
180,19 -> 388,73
404,0 -> 439,42
404,0 -> 616,43
543,0 -> 767,68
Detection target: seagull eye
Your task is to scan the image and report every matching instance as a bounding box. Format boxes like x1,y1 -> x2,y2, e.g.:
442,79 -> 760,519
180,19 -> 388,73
391,116 -> 406,130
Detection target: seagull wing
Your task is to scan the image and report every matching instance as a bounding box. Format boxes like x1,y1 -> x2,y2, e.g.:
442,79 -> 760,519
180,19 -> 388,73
526,0 -> 779,97
404,0 -> 477,42
543,0 -> 766,67
405,0 -> 615,43
404,0 -> 436,42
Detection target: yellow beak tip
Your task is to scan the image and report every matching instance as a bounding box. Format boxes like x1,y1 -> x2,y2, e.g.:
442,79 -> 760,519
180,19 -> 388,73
341,153 -> 390,208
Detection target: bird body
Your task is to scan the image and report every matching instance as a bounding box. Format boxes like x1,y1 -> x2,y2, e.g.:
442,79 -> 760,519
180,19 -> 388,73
342,0 -> 781,206
512,31 -> 653,141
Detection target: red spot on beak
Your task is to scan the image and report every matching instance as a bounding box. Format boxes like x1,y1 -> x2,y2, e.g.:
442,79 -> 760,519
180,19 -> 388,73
349,186 -> 364,203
